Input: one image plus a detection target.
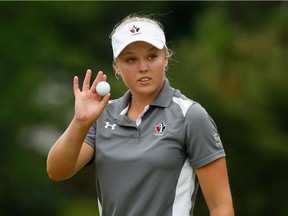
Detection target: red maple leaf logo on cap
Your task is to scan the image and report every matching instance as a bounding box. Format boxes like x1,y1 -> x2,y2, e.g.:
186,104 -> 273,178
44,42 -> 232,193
130,25 -> 140,34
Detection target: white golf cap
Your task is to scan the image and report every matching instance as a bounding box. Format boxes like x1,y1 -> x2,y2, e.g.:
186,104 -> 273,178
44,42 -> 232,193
111,21 -> 166,58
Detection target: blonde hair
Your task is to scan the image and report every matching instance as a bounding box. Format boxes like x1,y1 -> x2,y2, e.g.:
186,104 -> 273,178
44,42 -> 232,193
110,13 -> 173,63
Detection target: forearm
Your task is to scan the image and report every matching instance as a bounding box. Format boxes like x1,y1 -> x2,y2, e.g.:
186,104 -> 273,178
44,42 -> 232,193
196,158 -> 234,216
210,204 -> 234,216
46,118 -> 91,180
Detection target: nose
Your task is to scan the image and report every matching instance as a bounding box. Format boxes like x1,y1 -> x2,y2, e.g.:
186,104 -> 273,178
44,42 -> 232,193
138,59 -> 148,73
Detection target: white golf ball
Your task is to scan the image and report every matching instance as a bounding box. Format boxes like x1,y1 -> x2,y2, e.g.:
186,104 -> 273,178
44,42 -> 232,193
96,81 -> 110,96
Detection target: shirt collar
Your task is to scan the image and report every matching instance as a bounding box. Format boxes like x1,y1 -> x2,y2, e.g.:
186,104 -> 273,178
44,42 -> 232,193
150,78 -> 175,108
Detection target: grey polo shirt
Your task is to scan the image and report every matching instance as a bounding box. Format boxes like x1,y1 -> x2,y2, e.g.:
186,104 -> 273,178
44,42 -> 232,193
85,79 -> 226,216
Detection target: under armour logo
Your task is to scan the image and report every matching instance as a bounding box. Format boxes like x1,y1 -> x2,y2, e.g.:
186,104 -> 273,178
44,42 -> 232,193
105,121 -> 116,130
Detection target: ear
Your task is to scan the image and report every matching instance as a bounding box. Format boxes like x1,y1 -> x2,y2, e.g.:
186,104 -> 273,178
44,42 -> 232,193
114,65 -> 121,75
164,56 -> 168,67
113,61 -> 121,74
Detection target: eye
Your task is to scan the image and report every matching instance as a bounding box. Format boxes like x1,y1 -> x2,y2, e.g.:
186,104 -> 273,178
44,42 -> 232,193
126,57 -> 136,63
148,54 -> 157,60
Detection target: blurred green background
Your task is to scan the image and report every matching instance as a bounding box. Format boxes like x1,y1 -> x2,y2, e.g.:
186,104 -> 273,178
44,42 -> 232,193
0,1 -> 287,216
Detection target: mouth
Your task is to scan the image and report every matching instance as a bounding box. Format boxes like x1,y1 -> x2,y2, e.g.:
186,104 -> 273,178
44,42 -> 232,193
138,77 -> 151,83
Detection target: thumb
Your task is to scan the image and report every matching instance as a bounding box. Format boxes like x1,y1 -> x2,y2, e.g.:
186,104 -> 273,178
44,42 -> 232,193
98,93 -> 111,111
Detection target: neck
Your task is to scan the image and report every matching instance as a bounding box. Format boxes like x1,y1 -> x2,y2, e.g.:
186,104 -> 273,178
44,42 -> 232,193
130,95 -> 149,111
127,95 -> 152,121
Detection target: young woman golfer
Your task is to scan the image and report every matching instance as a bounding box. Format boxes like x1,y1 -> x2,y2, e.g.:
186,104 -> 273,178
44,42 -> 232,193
47,14 -> 234,216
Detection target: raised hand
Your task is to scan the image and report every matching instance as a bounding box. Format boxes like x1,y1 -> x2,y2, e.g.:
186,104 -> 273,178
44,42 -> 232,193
73,69 -> 110,127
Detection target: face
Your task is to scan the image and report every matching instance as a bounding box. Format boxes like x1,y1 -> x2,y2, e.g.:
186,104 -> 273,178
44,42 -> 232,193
115,41 -> 168,100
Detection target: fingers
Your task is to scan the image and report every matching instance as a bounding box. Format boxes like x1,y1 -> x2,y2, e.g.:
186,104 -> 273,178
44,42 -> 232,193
91,71 -> 107,93
73,76 -> 80,96
82,69 -> 92,91
75,69 -> 109,95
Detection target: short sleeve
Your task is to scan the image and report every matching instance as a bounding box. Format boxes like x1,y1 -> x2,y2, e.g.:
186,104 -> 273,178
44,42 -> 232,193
184,103 -> 226,169
84,122 -> 97,148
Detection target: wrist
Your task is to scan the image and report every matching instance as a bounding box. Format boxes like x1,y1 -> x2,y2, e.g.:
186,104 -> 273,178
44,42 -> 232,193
71,116 -> 93,130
